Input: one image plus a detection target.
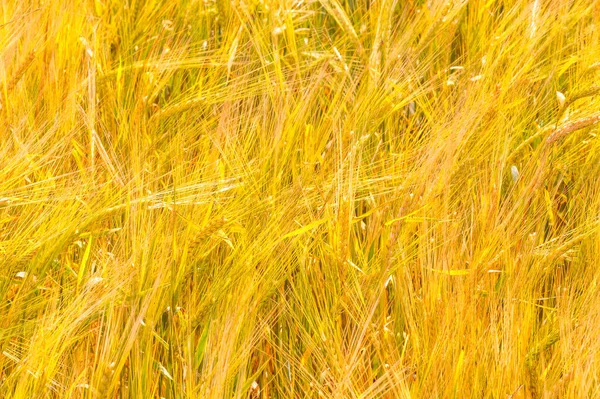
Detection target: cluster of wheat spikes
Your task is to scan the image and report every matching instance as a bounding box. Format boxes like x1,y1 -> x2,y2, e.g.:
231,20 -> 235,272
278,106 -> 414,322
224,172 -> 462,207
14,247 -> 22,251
1,0 -> 600,397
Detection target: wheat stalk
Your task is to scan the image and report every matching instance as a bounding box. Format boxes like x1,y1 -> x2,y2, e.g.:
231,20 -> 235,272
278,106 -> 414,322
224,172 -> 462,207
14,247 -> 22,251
4,49 -> 36,92
546,113 -> 600,145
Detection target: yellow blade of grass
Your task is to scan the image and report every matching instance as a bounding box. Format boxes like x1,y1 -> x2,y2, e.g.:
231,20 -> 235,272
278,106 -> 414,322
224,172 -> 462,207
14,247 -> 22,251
429,268 -> 471,276
76,236 -> 93,292
282,218 -> 329,239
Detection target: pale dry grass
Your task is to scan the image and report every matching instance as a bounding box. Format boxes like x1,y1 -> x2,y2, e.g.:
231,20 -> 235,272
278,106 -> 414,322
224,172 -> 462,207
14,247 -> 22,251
1,0 -> 600,398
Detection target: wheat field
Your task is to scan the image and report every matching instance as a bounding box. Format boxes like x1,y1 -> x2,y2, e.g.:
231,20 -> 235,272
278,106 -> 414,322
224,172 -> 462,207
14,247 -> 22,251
1,0 -> 600,397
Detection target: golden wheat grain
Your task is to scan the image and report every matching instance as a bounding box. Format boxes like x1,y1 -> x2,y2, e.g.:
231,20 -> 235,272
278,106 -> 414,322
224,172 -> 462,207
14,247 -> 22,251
567,86 -> 600,106
189,217 -> 228,248
150,97 -> 207,122
546,113 -> 600,145
4,50 -> 35,92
